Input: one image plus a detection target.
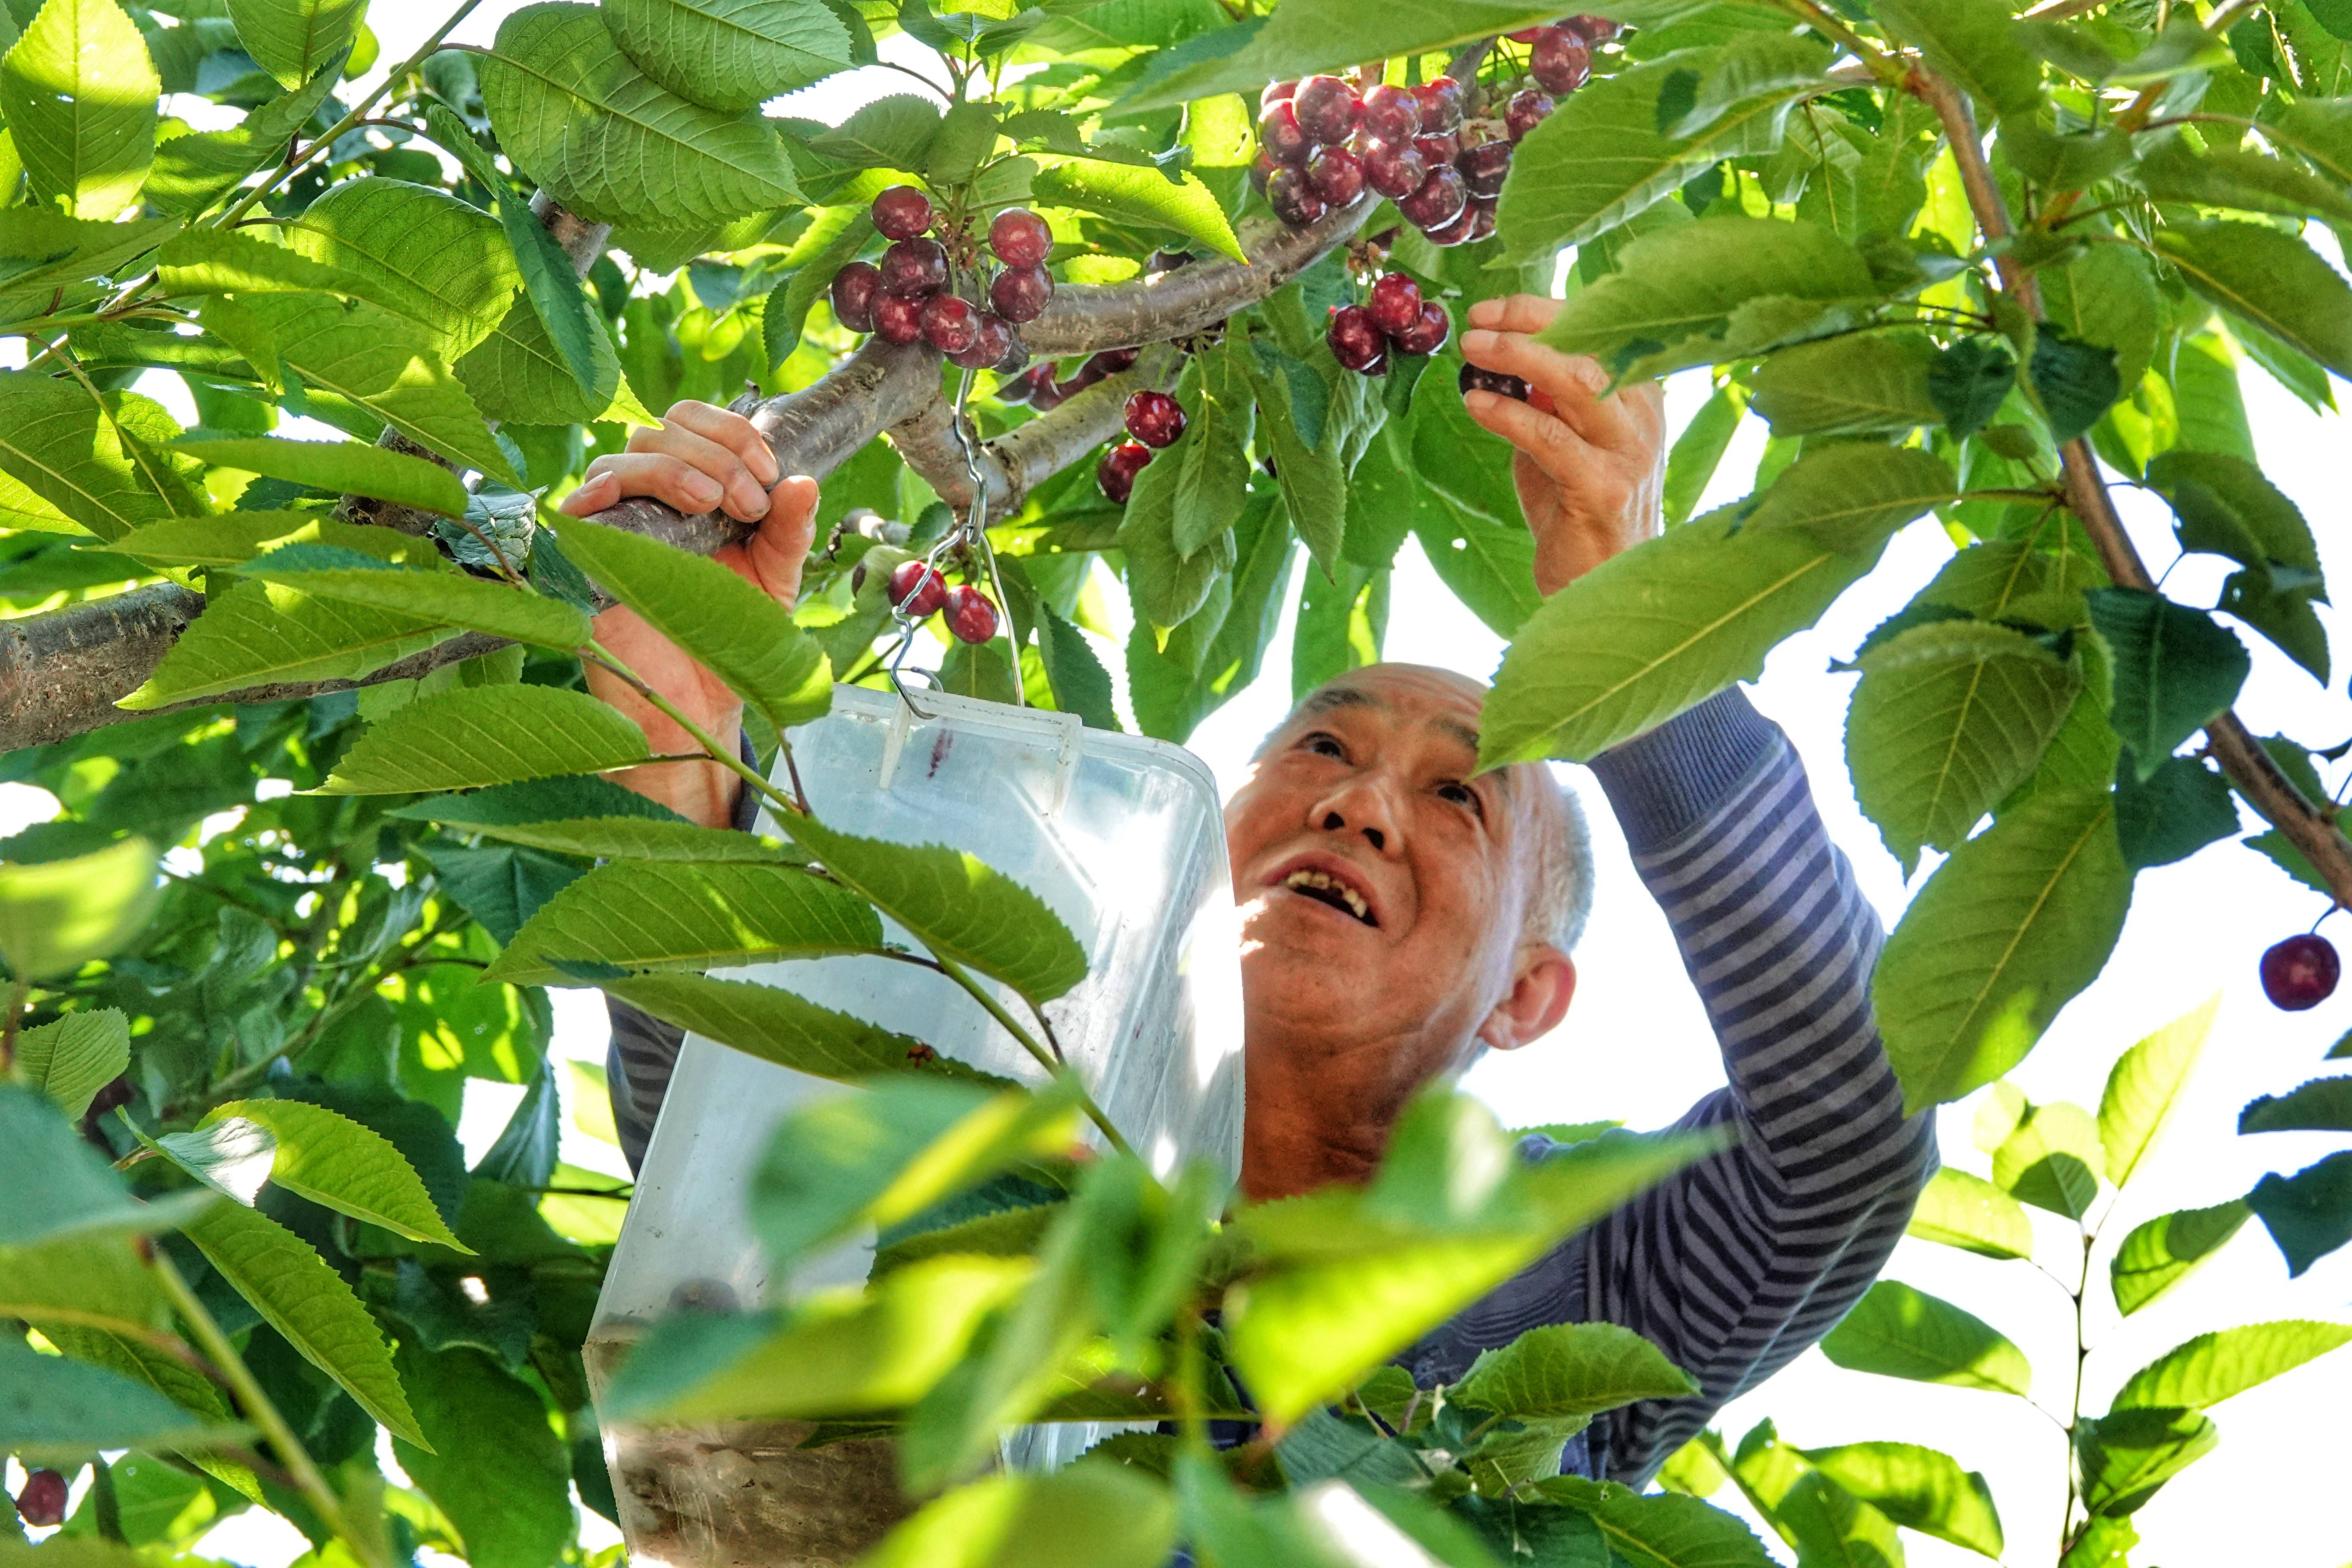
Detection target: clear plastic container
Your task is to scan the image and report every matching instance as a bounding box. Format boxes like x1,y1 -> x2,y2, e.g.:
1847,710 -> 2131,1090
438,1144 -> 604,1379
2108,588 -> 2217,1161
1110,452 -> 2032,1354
585,683 -> 1246,1568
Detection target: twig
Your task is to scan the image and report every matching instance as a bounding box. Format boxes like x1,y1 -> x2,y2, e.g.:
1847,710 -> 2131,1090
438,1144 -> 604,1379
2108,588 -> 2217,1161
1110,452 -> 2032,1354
0,976 -> 24,1071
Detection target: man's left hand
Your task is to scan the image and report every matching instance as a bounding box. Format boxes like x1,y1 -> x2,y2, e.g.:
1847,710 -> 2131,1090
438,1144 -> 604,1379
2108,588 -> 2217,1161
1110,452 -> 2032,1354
1458,294 -> 1667,596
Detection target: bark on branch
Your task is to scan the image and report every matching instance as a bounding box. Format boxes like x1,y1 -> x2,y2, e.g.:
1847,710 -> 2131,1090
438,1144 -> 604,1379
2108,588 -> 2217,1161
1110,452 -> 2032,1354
1912,67 -> 2352,907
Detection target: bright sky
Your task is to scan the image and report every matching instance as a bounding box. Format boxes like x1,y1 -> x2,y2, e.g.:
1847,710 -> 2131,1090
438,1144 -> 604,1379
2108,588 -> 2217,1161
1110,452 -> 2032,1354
25,7 -> 2344,1567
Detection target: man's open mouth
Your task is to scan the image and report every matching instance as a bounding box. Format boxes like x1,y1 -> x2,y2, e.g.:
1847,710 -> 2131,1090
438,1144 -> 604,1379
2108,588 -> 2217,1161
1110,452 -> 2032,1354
1281,867 -> 1376,926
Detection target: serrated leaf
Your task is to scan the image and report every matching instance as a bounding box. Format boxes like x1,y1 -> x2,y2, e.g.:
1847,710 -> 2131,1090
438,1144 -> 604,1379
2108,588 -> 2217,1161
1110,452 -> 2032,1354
1874,787 -> 2131,1113
1846,619 -> 2080,873
1538,1475 -> 1780,1568
2144,448 -> 2322,592
2110,1200 -> 2249,1315
419,842 -> 584,946
555,512 -> 832,732
0,838 -> 158,982
420,810 -> 796,864
1030,157 -> 1243,261
1169,347 -> 1255,559
0,210 -> 177,305
778,814 -> 1087,1004
761,203 -> 873,366
318,685 -> 652,794
457,292 -> 648,426
0,373 -> 203,543
2042,243 -> 2159,393
482,1 -> 805,228
2099,994 -> 2218,1188
198,1099 -> 472,1250
0,0 -> 159,220
0,1085 -> 211,1248
2248,1150 -> 2352,1275
184,1197 -> 428,1446
1798,1442 -> 2004,1559
2240,1073 -> 2352,1133
2112,1320 -> 2352,1412
1452,1322 -> 1696,1421
2074,1405 -> 2215,1518
1748,441 -> 1957,552
1874,0 -> 2044,115
486,858 -> 881,983
1668,31 -> 1838,141
12,1007 -> 129,1118
1752,334 -> 1939,435
1993,1100 -> 2104,1219
225,0 -> 364,89
2086,588 -> 2250,776
1927,339 -> 2018,440
1905,1167 -> 2034,1261
145,68 -> 340,220
2135,136 -> 2352,226
244,557 -> 592,651
603,0 -> 853,115
0,1335 -> 245,1464
154,226 -> 373,299
391,772 -> 682,828
118,579 -> 458,709
806,91 -> 940,168
2114,753 -> 2240,870
174,436 -> 470,518
1820,1279 -> 2032,1396
1481,505 -> 1880,767
2028,328 -> 2120,445
285,177 -> 523,362
391,1343 -> 576,1568
2155,220 -> 2352,378
605,971 -> 1002,1084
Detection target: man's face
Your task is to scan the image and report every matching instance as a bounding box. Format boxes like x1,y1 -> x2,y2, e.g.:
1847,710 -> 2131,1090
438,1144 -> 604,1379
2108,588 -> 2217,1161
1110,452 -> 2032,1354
1222,665 -> 1548,1080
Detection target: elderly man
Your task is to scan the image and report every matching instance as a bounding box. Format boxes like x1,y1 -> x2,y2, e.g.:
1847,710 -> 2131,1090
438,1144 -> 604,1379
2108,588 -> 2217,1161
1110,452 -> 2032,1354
567,294 -> 1936,1487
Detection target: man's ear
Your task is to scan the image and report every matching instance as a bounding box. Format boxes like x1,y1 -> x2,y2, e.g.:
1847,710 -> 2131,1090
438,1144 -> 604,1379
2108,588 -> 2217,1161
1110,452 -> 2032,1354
1476,944 -> 1576,1052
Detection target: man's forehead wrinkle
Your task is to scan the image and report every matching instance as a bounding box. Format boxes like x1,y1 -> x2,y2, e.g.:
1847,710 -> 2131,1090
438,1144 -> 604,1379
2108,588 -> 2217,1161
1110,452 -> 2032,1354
1299,685 -> 1384,717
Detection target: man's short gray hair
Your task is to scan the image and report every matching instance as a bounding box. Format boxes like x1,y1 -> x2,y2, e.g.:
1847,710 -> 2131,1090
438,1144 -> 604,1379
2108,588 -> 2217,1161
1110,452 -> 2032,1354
1520,764 -> 1594,956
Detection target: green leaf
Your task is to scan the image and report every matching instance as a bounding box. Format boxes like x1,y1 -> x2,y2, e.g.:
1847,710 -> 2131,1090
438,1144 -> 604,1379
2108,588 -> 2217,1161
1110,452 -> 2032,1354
224,0 -> 361,89
2145,448 -> 2322,595
2241,1073 -> 2352,1133
807,91 -> 940,168
393,773 -> 686,832
116,508 -> 446,567
1668,31 -> 1838,141
420,842 -> 585,946
1992,1099 -> 2104,1219
2074,1405 -> 2216,1519
1797,1442 -> 2003,1559
2028,328 -> 2120,447
1029,157 -> 1243,262
1663,382 -> 1746,523
0,837 -> 158,982
1168,347 -> 1256,558
153,226 -> 370,300
117,579 -> 458,709
243,556 -> 592,652
199,292 -> 521,486
2110,1200 -> 2249,1316
2154,220 -> 2352,378
1874,787 -> 2131,1112
2113,1319 -> 2352,1412
553,512 -> 831,732
1536,216 -> 1875,377
391,1343 -> 574,1568
1479,507 -> 1880,767
2248,1150 -> 2352,1275
0,373 -> 202,543
1819,1279 -> 2032,1396
1239,347 -> 1345,576
2136,136 -> 2352,226
0,210 -> 175,307
1497,51 -> 1804,259
1874,0 -> 2043,115
0,1085 -> 211,1248
2099,994 -> 2218,1187
927,99 -> 999,187
1845,618 -> 2081,873
602,0 -> 852,114
317,685 -> 652,795
761,203 -> 874,366
411,809 -> 793,864
486,858 -> 881,983
11,1008 -> 129,1120
144,67 -> 340,219
482,1 -> 805,228
174,436 -> 469,518
1452,1322 -> 1697,1421
861,1462 -> 1176,1568
0,0 -> 159,220
1752,334 -> 1939,436
198,1099 -> 471,1250
604,971 -> 997,1084
778,814 -> 1088,1004
1905,1167 -> 2034,1261
0,1335 -> 244,1464
1927,339 -> 2018,441
1537,1475 -> 1781,1568
285,177 -> 523,362
2114,753 -> 2239,870
2086,588 -> 2250,776
2042,244 -> 2159,394
184,1197 -> 427,1446
1747,441 -> 1957,553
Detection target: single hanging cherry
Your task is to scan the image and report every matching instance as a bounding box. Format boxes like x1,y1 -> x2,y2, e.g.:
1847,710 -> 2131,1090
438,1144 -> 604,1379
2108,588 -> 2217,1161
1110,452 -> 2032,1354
944,584 -> 998,644
888,559 -> 949,619
2261,932 -> 2341,1011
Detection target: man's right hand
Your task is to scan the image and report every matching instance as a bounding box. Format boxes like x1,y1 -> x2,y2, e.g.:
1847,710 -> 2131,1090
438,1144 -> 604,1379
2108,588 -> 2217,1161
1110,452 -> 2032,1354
564,400 -> 819,828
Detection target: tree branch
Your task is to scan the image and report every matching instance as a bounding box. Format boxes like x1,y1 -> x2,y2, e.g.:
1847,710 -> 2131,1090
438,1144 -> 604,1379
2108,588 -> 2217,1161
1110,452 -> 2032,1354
1912,64 -> 2352,906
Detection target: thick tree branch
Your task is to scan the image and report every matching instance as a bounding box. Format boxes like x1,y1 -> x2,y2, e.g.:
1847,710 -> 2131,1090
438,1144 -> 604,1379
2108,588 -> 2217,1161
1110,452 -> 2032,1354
1913,65 -> 2352,906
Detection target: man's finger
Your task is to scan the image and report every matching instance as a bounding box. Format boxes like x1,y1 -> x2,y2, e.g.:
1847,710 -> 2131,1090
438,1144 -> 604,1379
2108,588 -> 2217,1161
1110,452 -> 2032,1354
662,400 -> 781,490
1465,294 -> 1564,337
569,452 -> 728,517
558,468 -> 618,516
742,475 -> 819,608
1460,328 -> 1638,453
1463,384 -> 1595,482
626,422 -> 772,520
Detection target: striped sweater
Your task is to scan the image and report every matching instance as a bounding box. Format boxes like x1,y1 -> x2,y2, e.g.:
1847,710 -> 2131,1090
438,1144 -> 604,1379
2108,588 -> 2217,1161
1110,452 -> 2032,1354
604,688 -> 1937,1488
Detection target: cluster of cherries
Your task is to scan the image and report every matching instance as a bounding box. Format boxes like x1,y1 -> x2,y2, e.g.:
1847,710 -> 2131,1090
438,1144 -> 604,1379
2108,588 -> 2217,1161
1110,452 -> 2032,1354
885,557 -> 999,645
1327,270 -> 1451,376
829,187 -> 1052,371
13,1468 -> 67,1528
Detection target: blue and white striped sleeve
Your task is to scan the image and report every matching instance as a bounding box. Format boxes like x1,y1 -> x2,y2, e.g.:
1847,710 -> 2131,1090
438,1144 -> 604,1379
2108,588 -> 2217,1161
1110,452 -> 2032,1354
1574,686 -> 1939,1485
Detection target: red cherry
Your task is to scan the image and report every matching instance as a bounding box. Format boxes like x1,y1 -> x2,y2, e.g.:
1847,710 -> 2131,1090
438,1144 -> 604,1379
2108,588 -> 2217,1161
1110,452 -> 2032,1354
1366,273 -> 1422,337
1029,374 -> 1069,412
1293,74 -> 1362,144
1393,300 -> 1451,355
1124,389 -> 1187,447
1267,165 -> 1328,227
1507,89 -> 1555,141
1415,77 -> 1464,133
880,236 -> 948,297
15,1470 -> 68,1529
1565,13 -> 1624,42
944,584 -> 998,645
919,293 -> 979,354
1424,196 -> 1482,248
1363,139 -> 1429,200
1306,145 -> 1365,205
1326,303 -> 1387,374
987,206 -> 1052,268
1090,347 -> 1140,378
1261,78 -> 1298,109
1397,164 -> 1468,231
949,310 -> 1014,370
1249,149 -> 1280,196
1459,137 -> 1514,199
829,260 -> 880,333
872,291 -> 925,344
888,558 -> 949,618
989,263 -> 1053,323
871,184 -> 934,241
1468,195 -> 1498,243
1531,27 -> 1592,94
1098,440 -> 1152,502
1412,129 -> 1461,168
1360,83 -> 1420,144
2261,933 -> 2341,1011
997,364 -> 1051,406
1460,362 -> 1529,401
1259,98 -> 1315,167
